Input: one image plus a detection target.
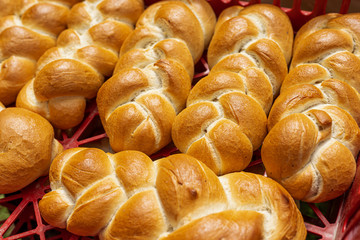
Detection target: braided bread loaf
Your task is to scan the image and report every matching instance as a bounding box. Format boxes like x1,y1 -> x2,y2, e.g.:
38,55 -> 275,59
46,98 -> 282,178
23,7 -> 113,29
172,4 -> 293,175
39,148 -> 306,239
16,0 -> 144,129
0,0 -> 78,106
262,13 -> 360,202
0,104 -> 63,194
96,0 -> 216,155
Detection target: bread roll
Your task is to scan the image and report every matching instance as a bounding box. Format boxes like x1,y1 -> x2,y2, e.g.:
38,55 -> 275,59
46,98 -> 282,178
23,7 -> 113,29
172,4 -> 293,174
0,0 -> 80,106
262,13 -> 360,202
0,105 -> 63,194
96,0 -> 216,155
39,148 -> 306,239
16,0 -> 144,129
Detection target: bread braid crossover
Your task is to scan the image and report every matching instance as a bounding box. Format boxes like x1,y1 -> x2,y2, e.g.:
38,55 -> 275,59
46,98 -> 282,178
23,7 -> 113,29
39,148 -> 306,239
171,4 -> 293,175
16,0 -> 144,129
96,0 -> 216,155
261,13 -> 360,203
0,104 -> 63,194
0,0 -> 78,106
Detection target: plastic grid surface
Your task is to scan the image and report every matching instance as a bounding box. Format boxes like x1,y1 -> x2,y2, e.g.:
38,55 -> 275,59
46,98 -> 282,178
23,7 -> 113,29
0,0 -> 358,239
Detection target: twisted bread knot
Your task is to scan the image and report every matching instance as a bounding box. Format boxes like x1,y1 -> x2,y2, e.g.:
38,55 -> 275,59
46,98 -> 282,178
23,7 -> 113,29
39,148 -> 306,239
172,4 -> 293,175
262,13 -> 360,202
0,0 -> 78,105
97,0 -> 216,155
16,0 -> 144,129
0,105 -> 63,194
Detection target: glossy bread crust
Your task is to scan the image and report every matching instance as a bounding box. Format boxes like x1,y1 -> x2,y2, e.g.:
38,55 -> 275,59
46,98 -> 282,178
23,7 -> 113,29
39,148 -> 306,240
0,0 -> 79,106
97,0 -> 216,155
16,0 -> 144,129
0,105 -> 63,193
172,4 -> 293,174
262,13 -> 360,202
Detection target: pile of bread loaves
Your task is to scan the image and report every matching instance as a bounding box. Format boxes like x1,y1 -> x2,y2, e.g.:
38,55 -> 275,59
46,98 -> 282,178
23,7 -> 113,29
0,0 -> 359,238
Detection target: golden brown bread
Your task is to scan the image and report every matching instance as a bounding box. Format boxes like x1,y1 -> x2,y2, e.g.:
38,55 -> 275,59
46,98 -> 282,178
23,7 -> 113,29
0,104 -> 63,194
0,0 -> 79,106
39,148 -> 306,240
262,13 -> 360,202
16,0 -> 144,129
172,4 -> 293,174
96,0 -> 216,155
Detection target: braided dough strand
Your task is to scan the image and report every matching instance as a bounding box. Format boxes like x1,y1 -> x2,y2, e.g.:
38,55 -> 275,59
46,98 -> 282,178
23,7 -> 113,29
16,0 -> 144,129
172,4 -> 293,174
97,0 -> 216,155
0,0 -> 80,105
39,148 -> 306,240
262,13 -> 360,202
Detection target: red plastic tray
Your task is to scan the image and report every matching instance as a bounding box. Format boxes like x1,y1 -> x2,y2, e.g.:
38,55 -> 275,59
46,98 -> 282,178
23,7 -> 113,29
0,0 -> 357,239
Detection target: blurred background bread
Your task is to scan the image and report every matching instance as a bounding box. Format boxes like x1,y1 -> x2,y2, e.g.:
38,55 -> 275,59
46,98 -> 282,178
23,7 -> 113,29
39,149 -> 306,239
96,0 -> 216,155
172,4 -> 293,175
0,0 -> 79,106
262,13 -> 360,202
0,104 -> 63,194
16,0 -> 144,129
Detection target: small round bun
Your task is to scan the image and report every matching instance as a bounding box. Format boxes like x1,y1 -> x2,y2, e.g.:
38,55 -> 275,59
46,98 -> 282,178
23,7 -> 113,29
0,106 -> 63,193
